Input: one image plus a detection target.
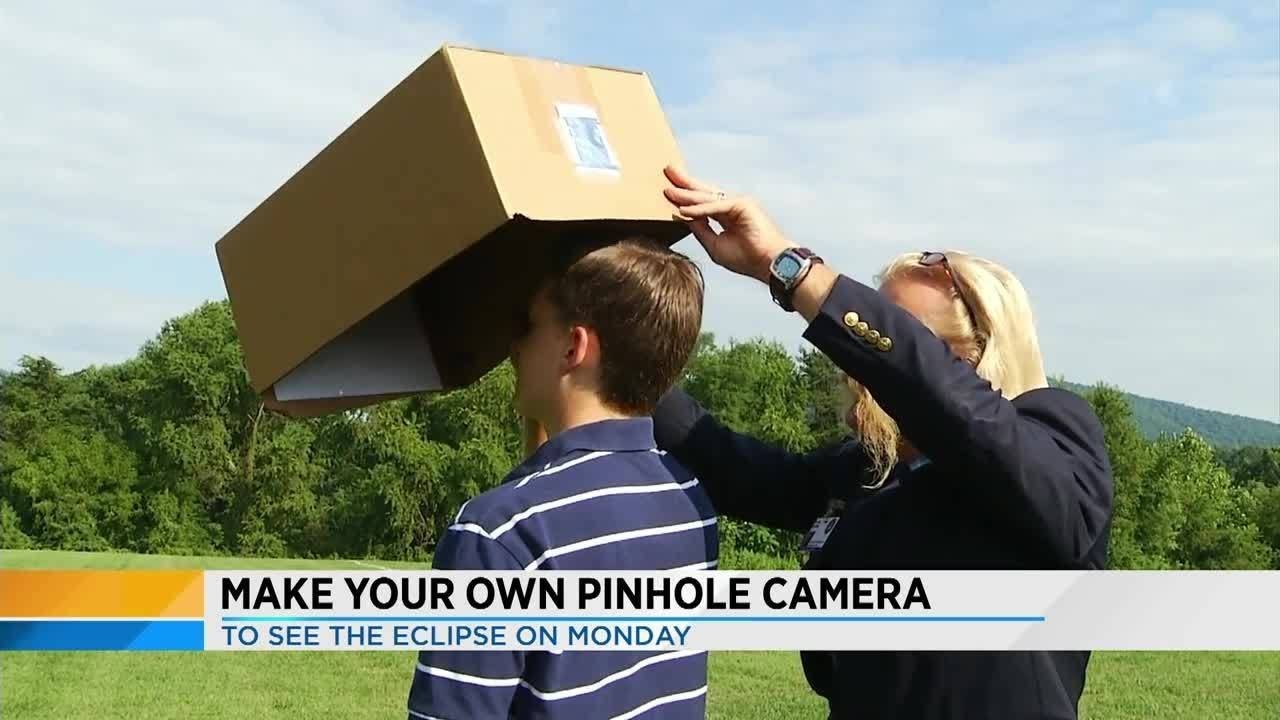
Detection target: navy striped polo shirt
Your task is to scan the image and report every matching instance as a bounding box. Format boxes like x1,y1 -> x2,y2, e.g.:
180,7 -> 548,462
407,417 -> 718,720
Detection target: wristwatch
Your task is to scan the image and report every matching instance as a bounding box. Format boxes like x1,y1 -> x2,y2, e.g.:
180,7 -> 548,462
769,248 -> 824,312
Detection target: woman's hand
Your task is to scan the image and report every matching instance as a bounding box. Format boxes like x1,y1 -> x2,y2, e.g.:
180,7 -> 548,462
663,166 -> 790,283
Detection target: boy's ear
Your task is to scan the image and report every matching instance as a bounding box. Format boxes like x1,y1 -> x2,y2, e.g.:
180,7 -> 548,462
562,325 -> 596,372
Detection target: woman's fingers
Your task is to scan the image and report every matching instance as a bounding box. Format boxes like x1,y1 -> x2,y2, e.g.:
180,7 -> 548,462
686,217 -> 719,249
664,186 -> 724,207
663,165 -> 716,193
673,199 -> 736,220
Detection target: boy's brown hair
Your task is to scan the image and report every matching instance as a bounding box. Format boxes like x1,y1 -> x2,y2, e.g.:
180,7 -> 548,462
542,237 -> 704,415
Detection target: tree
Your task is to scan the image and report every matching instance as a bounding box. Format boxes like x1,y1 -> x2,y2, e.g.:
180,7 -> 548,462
0,357 -> 140,551
415,362 -> 522,459
0,357 -> 68,443
1218,446 -> 1280,488
125,301 -> 259,553
683,338 -> 814,453
320,401 -> 453,561
232,419 -> 327,558
800,347 -> 848,448
1147,432 -> 1272,570
1084,384 -> 1161,568
143,491 -> 214,556
1248,485 -> 1280,568
0,500 -> 33,549
1085,382 -> 1271,570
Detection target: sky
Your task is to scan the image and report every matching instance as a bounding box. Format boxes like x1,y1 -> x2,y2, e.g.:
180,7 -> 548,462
1,1 -> 1277,421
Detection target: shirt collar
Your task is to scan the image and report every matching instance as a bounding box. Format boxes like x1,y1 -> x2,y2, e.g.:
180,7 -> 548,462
529,417 -> 657,467
876,455 -> 932,492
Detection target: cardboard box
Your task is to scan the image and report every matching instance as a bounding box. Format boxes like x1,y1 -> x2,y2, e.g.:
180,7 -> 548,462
215,45 -> 687,417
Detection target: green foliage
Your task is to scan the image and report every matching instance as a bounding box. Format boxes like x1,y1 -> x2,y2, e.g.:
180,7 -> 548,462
683,337 -> 814,452
1087,383 -> 1273,570
1,303 -> 1276,569
9,429 -> 137,552
234,419 -> 326,557
1248,485 -> 1280,568
799,348 -> 848,448
0,357 -> 141,552
1082,385 -> 1160,569
1147,433 -> 1271,569
0,500 -> 33,549
143,490 -> 216,556
1217,445 -> 1280,488
721,547 -> 801,571
126,301 -> 259,553
415,362 -> 522,456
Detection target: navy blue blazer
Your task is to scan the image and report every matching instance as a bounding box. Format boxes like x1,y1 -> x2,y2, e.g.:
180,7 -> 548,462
654,275 -> 1114,720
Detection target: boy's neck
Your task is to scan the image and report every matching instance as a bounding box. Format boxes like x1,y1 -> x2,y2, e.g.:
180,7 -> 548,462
542,394 -> 633,438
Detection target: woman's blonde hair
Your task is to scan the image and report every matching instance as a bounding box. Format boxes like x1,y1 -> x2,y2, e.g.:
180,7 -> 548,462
844,250 -> 1048,485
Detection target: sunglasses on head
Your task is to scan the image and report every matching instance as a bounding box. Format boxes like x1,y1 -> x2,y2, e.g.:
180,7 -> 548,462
919,251 -> 983,344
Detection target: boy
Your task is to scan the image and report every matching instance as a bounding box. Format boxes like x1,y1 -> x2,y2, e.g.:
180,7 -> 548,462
408,238 -> 717,720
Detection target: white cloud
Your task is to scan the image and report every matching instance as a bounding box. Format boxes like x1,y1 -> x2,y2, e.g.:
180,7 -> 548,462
668,7 -> 1279,420
0,1 -> 464,252
675,39 -> 1278,261
0,271 -> 192,370
1143,7 -> 1241,51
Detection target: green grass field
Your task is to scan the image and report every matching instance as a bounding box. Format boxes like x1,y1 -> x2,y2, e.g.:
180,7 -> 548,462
1,550 -> 1276,719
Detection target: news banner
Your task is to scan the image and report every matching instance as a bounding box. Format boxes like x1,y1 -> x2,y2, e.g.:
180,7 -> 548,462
1,570 -> 1277,652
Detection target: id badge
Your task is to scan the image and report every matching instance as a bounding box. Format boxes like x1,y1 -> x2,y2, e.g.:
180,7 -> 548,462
801,499 -> 845,553
802,516 -> 839,552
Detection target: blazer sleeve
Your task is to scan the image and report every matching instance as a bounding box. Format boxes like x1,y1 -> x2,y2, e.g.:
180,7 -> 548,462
652,385 -> 869,534
802,275 -> 1114,567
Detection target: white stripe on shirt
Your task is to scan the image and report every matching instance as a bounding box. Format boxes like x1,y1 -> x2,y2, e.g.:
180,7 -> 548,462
524,517 -> 718,570
514,450 -> 614,488
414,663 -> 520,688
520,650 -> 703,701
449,479 -> 701,541
668,559 -> 718,571
610,685 -> 708,720
445,522 -> 494,539
415,655 -> 708,713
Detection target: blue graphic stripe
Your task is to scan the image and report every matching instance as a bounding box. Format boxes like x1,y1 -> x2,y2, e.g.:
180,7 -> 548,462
223,615 -> 1045,623
0,620 -> 203,650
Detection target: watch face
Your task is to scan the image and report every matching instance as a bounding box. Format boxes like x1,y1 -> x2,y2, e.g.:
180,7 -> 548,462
774,254 -> 803,280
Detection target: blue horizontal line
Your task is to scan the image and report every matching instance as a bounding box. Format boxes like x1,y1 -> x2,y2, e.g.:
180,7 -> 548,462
0,620 -> 203,651
222,615 -> 1045,623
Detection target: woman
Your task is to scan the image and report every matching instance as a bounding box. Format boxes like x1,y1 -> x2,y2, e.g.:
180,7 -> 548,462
653,166 -> 1114,719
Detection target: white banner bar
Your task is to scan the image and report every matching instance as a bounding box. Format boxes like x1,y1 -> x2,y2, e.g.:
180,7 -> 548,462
203,571 -> 1280,651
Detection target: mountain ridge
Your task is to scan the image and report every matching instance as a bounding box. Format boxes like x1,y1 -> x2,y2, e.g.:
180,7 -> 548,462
1052,379 -> 1279,447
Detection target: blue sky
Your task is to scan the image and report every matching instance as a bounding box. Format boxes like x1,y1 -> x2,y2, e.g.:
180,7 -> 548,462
2,1 -> 1278,421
